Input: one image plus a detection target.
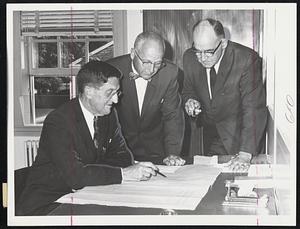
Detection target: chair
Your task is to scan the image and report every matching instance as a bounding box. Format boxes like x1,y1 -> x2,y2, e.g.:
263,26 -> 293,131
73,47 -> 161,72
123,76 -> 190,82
15,139 -> 39,211
14,167 -> 30,209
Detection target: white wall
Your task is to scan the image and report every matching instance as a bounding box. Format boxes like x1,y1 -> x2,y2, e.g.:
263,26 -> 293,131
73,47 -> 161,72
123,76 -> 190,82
126,10 -> 143,52
273,5 -> 296,157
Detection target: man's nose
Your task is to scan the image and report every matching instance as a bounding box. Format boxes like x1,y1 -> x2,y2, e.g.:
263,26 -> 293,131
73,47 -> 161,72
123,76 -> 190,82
149,63 -> 156,73
199,53 -> 208,61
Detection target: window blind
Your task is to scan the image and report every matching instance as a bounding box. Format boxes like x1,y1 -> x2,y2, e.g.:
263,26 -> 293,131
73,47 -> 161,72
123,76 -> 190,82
21,10 -> 113,36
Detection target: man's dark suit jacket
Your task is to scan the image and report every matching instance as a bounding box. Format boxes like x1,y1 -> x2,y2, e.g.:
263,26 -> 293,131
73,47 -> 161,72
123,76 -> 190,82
107,55 -> 184,162
182,41 -> 267,155
16,98 -> 134,215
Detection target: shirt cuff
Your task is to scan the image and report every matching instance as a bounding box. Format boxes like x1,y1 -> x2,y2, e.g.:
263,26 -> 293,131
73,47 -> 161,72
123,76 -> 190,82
120,168 -> 124,184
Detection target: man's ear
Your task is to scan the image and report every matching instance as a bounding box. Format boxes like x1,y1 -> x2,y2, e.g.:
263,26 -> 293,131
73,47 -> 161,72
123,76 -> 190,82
84,86 -> 93,99
130,48 -> 135,60
221,38 -> 228,49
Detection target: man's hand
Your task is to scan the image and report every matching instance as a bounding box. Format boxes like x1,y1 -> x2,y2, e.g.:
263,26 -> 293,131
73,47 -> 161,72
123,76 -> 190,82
122,162 -> 158,181
163,155 -> 186,166
185,99 -> 201,117
225,151 -> 252,172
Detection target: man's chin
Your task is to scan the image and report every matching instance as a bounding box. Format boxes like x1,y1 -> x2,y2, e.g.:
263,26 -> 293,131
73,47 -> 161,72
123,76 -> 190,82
201,62 -> 213,68
103,106 -> 112,115
141,75 -> 152,80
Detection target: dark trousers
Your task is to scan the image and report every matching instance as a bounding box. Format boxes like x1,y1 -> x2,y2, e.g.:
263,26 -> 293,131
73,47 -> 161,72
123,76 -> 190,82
203,124 -> 227,156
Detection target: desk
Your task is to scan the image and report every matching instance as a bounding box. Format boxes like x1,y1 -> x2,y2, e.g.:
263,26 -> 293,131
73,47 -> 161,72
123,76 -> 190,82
49,173 -> 276,215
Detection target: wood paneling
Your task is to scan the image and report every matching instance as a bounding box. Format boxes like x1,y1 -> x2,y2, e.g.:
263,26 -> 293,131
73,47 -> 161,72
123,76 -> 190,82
144,10 -> 262,69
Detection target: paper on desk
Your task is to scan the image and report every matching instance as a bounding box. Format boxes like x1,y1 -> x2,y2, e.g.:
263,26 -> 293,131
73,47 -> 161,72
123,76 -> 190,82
194,155 -> 218,165
194,155 -> 250,173
247,164 -> 273,177
56,165 -> 221,210
155,165 -> 181,174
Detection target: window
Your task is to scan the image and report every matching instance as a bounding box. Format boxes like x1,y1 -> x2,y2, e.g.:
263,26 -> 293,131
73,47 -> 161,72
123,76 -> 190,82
20,10 -> 114,125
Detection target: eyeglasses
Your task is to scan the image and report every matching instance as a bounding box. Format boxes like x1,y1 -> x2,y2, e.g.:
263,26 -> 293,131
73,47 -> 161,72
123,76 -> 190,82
110,90 -> 122,98
134,50 -> 166,69
192,40 -> 222,58
94,86 -> 122,98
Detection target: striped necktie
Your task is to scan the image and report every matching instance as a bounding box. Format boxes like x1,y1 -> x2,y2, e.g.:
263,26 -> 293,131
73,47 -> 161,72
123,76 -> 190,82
93,116 -> 100,149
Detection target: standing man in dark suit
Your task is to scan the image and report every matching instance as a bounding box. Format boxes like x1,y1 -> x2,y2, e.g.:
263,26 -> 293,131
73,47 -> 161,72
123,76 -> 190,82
16,61 -> 158,216
107,32 -> 185,166
182,18 -> 267,171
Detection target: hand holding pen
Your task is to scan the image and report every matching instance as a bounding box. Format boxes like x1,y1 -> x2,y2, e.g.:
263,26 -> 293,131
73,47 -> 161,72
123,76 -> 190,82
122,161 -> 167,181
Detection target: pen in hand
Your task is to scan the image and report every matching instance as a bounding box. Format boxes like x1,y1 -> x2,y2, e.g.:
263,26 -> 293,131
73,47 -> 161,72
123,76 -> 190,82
155,169 -> 167,178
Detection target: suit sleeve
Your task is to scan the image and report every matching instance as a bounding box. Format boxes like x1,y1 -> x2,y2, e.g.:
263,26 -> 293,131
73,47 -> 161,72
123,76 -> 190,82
102,109 -> 134,167
161,67 -> 185,156
182,51 -> 199,105
41,111 -> 125,190
239,54 -> 267,155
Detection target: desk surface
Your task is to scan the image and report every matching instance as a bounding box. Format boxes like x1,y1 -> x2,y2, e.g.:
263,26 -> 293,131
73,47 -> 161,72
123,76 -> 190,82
49,173 -> 276,216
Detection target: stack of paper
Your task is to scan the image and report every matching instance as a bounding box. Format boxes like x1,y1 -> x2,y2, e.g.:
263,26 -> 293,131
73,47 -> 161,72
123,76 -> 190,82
56,165 -> 221,210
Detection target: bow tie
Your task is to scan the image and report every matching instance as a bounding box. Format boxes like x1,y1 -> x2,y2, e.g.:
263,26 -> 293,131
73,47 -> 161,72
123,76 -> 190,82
129,72 -> 140,80
129,72 -> 152,82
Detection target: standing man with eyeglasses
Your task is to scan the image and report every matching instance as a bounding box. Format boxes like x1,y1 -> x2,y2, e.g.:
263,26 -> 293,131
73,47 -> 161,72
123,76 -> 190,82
107,31 -> 185,166
182,18 -> 267,171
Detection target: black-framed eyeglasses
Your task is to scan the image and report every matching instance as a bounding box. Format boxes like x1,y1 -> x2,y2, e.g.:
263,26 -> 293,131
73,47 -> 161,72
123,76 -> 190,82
134,49 -> 166,69
192,40 -> 222,58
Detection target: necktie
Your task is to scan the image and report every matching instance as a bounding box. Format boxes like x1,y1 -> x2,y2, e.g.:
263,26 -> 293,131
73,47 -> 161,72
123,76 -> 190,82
129,72 -> 140,80
93,116 -> 100,149
210,66 -> 217,98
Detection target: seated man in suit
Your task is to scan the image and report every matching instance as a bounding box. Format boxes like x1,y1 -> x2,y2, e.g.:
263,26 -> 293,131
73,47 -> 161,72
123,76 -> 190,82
107,32 -> 185,166
182,18 -> 267,171
16,61 -> 158,216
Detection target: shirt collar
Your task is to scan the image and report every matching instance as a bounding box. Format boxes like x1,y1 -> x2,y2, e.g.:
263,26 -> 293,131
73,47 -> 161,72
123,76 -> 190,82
79,97 -> 95,123
213,46 -> 226,72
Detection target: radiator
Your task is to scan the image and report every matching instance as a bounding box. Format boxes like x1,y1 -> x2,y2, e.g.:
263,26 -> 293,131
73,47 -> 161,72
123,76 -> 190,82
24,140 -> 39,167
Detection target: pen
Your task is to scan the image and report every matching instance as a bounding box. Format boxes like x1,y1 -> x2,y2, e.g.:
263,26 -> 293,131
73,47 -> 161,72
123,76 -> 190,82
155,170 -> 167,178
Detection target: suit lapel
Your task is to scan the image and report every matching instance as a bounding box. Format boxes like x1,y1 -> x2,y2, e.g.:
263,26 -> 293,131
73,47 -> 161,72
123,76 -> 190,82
122,60 -> 140,119
140,73 -> 158,118
74,99 -> 96,154
212,42 -> 234,99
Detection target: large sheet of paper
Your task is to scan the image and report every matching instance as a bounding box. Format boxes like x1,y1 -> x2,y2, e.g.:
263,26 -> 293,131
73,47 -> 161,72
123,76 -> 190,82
56,164 -> 221,210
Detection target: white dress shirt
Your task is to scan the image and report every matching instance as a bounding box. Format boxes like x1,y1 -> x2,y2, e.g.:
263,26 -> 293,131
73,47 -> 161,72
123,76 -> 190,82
132,63 -> 148,115
79,98 -> 95,139
205,50 -> 225,99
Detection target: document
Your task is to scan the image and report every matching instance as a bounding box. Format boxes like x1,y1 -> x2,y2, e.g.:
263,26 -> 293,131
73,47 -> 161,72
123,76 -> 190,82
155,165 -> 181,173
56,165 -> 221,210
194,155 -> 218,165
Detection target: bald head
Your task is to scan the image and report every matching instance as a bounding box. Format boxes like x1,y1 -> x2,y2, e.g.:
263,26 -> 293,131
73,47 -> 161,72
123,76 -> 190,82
192,18 -> 226,68
134,31 -> 165,54
193,18 -> 225,39
130,31 -> 166,80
